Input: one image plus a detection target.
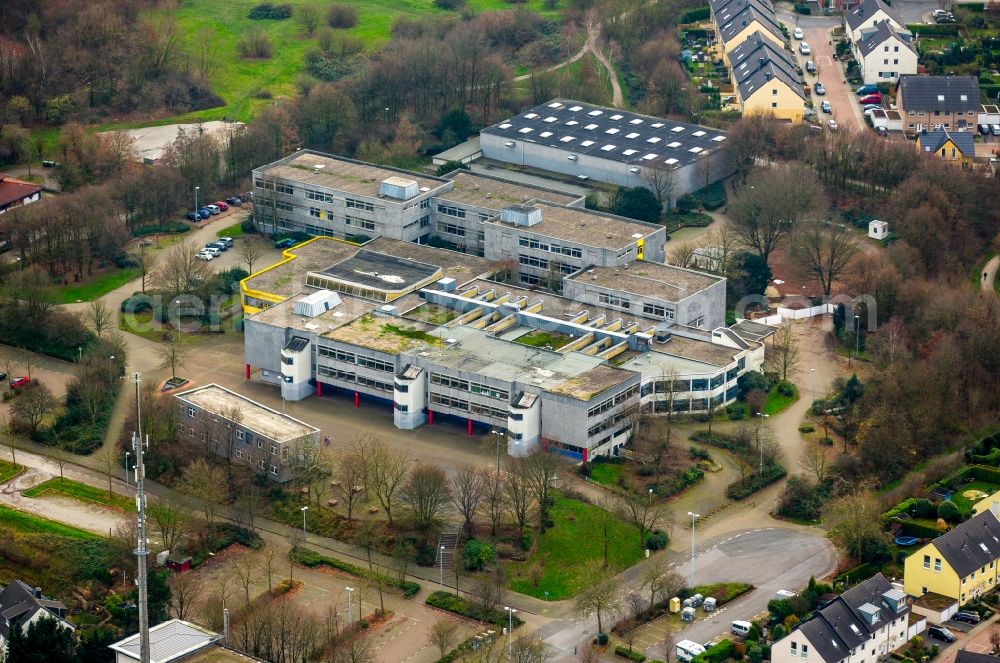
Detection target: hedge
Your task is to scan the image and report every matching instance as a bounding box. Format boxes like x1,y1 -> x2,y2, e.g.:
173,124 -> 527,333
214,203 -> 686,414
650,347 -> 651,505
291,548 -> 420,598
726,464 -> 787,500
836,562 -> 878,585
881,498 -> 937,523
898,519 -> 941,539
691,181 -> 727,210
681,6 -> 711,22
690,430 -> 745,454
426,591 -> 524,627
907,23 -> 961,35
692,640 -> 736,663
616,646 -> 647,662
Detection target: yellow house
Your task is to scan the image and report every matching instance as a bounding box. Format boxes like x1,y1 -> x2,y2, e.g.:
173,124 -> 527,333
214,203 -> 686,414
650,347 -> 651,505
903,510 -> 1000,605
729,32 -> 805,123
915,130 -> 975,168
972,489 -> 1000,517
717,3 -> 785,64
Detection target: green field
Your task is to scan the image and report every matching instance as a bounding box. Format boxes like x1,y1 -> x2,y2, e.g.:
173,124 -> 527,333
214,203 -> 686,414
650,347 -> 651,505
764,383 -> 799,416
507,496 -> 644,599
588,462 -> 625,487
0,504 -> 97,539
216,220 -> 246,238
0,460 -> 24,484
515,329 -> 574,350
51,268 -> 141,304
23,478 -> 135,512
952,481 -> 1000,516
141,0 -> 562,126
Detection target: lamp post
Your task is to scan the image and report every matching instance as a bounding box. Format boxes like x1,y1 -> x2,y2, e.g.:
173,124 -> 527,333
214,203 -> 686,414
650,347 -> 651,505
124,451 -> 130,486
194,186 -> 200,216
687,512 -> 699,588
110,355 -> 116,378
300,506 -> 308,542
346,586 -> 354,624
648,487 -> 654,504
439,545 -> 446,589
755,412 -> 769,474
854,315 -> 861,363
504,606 -> 517,658
810,367 -> 816,404
491,429 -> 504,472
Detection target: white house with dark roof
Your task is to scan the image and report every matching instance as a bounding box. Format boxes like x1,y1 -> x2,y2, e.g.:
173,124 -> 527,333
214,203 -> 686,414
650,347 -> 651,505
844,0 -> 902,42
0,580 -> 74,652
772,574 -> 914,663
853,21 -> 917,84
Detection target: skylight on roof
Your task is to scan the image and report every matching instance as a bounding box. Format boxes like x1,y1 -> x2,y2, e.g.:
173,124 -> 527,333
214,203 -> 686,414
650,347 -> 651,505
525,113 -> 539,119
630,119 -> 643,125
580,140 -> 595,147
601,144 -> 616,151
961,95 -> 968,101
693,130 -> 707,137
560,136 -> 576,142
850,624 -> 860,635
548,102 -> 564,108
713,135 -> 727,142
610,114 -> 623,120
642,153 -> 658,160
981,542 -> 990,553
569,105 -> 583,112
566,120 -> 579,126
626,132 -> 640,139
540,131 -> 553,138
937,95 -> 945,101
671,126 -> 685,133
518,127 -> 534,134
606,127 -> 620,134
499,123 -> 512,129
588,110 -> 603,116
647,137 -> 662,143
623,149 -> 638,156
667,141 -> 682,148
543,116 -> 558,123
689,146 -> 704,153
651,122 -> 665,128
665,158 -> 679,165
585,123 -> 599,130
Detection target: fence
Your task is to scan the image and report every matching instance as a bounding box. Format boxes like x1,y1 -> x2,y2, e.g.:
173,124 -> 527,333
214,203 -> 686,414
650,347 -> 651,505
756,303 -> 835,326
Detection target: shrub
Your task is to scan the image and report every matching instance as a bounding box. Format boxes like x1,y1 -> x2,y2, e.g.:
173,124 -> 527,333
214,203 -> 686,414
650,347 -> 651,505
646,530 -> 669,551
794,3 -> 811,13
676,193 -> 698,212
777,381 -> 795,397
680,6 -> 711,22
899,520 -> 941,539
691,181 -> 727,210
461,539 -> 496,571
615,645 -> 647,662
727,464 -> 787,500
436,161 -> 469,177
248,3 -> 292,19
426,591 -> 523,627
327,4 -> 358,28
434,0 -> 467,8
937,499 -> 961,524
726,402 -> 748,420
777,476 -> 827,521
290,547 -> 420,597
692,639 -> 736,663
237,28 -> 274,59
798,424 -> 815,433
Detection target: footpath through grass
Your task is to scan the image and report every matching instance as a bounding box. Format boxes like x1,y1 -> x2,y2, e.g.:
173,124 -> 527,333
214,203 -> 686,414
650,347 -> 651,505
0,504 -> 97,539
23,477 -> 135,512
508,495 -> 644,600
0,460 -> 24,484
51,268 -> 141,304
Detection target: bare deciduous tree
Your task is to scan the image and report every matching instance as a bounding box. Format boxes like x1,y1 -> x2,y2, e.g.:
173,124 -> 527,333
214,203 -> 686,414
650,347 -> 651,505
333,448 -> 368,520
505,462 -> 534,536
94,444 -> 119,499
168,571 -> 203,620
800,440 -> 831,484
401,464 -> 451,529
642,166 -> 677,208
157,333 -> 188,380
85,300 -> 113,339
451,465 -> 485,536
240,237 -> 264,274
792,219 -> 859,296
179,458 -> 227,522
768,324 -> 800,382
149,500 -> 191,551
573,568 -> 621,636
428,619 -> 459,658
618,492 -> 669,549
483,469 -> 506,536
641,557 -> 684,609
368,440 -> 410,525
521,451 -> 559,533
11,382 -> 56,435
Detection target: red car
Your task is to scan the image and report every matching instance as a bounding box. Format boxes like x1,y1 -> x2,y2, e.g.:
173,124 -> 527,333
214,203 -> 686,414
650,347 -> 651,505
9,376 -> 30,389
858,93 -> 882,105
213,201 -> 229,211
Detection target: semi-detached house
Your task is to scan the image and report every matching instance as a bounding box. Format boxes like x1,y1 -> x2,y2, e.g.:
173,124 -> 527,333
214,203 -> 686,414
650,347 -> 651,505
903,510 -> 1000,605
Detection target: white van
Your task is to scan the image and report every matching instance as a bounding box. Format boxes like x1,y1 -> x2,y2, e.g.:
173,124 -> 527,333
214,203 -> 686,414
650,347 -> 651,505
676,640 -> 707,662
731,620 -> 753,638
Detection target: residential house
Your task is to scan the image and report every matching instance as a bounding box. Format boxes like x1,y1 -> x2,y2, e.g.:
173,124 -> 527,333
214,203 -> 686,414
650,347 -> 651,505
973,489 -> 1000,517
0,580 -> 75,652
716,0 -> 785,62
852,22 -> 917,84
897,75 -> 981,132
916,130 -> 975,168
729,31 -> 806,122
903,510 -> 1000,605
844,0 -> 902,43
771,573 -> 913,663
0,173 -> 41,215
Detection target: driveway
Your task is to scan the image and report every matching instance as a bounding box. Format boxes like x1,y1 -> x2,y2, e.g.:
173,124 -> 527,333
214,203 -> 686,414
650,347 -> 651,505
798,27 -> 866,133
0,346 -> 80,422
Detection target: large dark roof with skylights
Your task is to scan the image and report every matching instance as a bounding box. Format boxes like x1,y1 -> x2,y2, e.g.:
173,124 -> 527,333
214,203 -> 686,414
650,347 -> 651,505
481,99 -> 728,170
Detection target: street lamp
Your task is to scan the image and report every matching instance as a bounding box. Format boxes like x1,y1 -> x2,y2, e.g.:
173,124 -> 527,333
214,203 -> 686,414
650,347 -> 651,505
687,512 -> 700,588
755,412 -> 769,474
346,586 -> 354,624
439,545 -> 446,589
490,429 -> 504,472
504,606 -> 517,657
194,186 -> 200,216
648,487 -> 654,504
300,506 -> 308,541
810,368 -> 816,404
854,315 -> 861,364
124,451 -> 130,486
110,355 -> 116,378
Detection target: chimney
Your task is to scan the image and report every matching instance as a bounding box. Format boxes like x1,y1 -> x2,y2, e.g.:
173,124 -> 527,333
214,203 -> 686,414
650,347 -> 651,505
759,56 -> 766,67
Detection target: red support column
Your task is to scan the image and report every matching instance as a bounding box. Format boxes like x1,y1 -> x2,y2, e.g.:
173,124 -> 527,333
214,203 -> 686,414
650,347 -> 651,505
245,364 -> 251,379
582,448 -> 589,463
316,382 -> 322,398
354,392 -> 360,408
428,410 -> 434,425
467,418 -> 473,436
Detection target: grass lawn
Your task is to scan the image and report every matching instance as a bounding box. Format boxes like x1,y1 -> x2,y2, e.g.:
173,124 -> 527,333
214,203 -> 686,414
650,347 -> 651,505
507,495 -> 644,600
951,481 -> 1000,515
0,460 -> 24,484
764,383 -> 799,416
23,478 -> 135,512
0,504 -> 97,539
406,303 -> 458,325
589,462 -> 625,487
51,268 -> 142,304
216,221 -> 246,238
515,329 -> 574,350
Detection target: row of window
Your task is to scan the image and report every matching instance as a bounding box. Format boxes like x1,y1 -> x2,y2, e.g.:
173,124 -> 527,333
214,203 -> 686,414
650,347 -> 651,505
318,346 -> 355,363
305,188 -> 334,203
437,221 -> 465,237
428,393 -> 507,419
317,365 -> 393,391
346,216 -> 376,231
309,207 -> 331,220
346,198 -> 375,212
587,384 -> 640,418
587,409 -> 632,438
437,204 -> 466,219
517,237 -> 584,259
233,449 -> 281,475
789,643 -> 809,659
642,303 -> 675,320
317,347 -> 393,372
598,292 -> 630,310
519,254 -> 549,269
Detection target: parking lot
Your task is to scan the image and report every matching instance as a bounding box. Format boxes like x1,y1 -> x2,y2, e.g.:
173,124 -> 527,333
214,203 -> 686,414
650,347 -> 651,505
797,26 -> 867,133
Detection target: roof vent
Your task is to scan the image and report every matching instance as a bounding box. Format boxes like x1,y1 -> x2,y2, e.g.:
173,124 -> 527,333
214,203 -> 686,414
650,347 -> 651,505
293,290 -> 341,317
500,205 -> 542,227
379,176 -> 419,200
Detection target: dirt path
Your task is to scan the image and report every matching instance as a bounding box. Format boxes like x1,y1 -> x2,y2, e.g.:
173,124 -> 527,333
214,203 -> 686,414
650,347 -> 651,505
980,255 -> 999,293
0,465 -> 128,536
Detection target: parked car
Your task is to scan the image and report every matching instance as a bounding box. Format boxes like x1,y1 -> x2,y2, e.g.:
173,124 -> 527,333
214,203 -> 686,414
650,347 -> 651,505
828,119 -> 839,131
9,376 -> 30,389
793,27 -> 804,40
821,100 -> 832,113
0,372 -> 6,381
814,82 -> 826,95
805,60 -> 816,73
932,9 -> 950,17
195,251 -> 215,261
41,160 -> 56,168
226,196 -> 243,206
799,42 -> 811,55
876,126 -> 889,137
217,237 -> 234,248
935,14 -> 956,22
927,626 -> 956,643
954,612 -> 982,624
863,104 -> 883,112
979,124 -> 991,135
213,201 -> 229,211
186,212 -> 200,221
991,125 -> 1000,136
198,208 -> 213,219
274,238 -> 296,249
857,84 -> 879,95
205,204 -> 221,215
859,93 -> 883,105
